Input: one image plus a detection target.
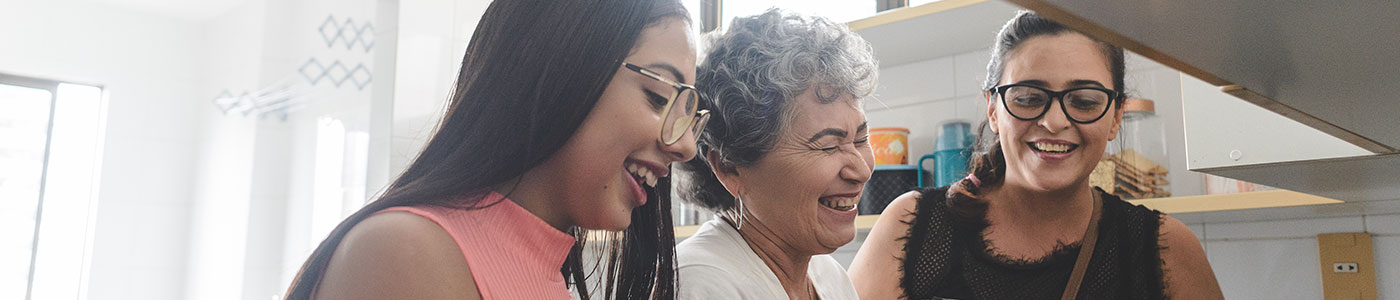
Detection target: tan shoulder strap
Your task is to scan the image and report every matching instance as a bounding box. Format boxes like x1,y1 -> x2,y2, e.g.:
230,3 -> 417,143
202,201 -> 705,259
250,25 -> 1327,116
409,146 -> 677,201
1061,191 -> 1103,300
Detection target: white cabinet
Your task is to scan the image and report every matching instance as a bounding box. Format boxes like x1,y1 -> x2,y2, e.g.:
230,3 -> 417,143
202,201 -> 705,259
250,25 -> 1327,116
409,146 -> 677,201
1180,74 -> 1370,170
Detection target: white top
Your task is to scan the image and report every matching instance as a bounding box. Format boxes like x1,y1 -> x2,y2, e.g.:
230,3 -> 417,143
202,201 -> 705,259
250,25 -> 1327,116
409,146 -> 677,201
676,218 -> 860,300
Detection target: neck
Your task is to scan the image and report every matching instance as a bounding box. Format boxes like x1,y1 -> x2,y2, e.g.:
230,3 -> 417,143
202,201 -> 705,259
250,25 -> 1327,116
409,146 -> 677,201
731,217 -> 816,300
493,170 -> 572,232
985,177 -> 1096,233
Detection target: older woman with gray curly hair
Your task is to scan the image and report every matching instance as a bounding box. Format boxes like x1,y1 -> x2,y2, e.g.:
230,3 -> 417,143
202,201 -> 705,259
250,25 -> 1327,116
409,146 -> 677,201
673,9 -> 877,300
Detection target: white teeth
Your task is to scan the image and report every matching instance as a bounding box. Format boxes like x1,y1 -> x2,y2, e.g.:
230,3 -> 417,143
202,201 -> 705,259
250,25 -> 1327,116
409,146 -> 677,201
1032,142 -> 1073,153
627,162 -> 658,188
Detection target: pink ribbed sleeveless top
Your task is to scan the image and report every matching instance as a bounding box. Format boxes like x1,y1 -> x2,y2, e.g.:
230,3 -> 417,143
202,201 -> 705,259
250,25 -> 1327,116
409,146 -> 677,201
377,192 -> 575,299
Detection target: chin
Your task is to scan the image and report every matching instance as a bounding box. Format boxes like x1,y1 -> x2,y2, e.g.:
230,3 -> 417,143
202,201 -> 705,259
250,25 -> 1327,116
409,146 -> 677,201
824,221 -> 858,248
834,229 -> 857,246
572,198 -> 636,231
578,214 -> 632,231
817,231 -> 856,254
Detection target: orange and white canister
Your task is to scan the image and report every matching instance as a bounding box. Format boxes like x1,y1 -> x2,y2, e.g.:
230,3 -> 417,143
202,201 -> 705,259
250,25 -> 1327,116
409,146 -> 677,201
870,127 -> 910,165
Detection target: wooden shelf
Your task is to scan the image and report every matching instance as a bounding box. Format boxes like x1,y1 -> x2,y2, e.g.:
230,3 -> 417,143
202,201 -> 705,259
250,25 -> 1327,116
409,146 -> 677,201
672,190 -> 1340,238
1127,190 -> 1340,214
846,0 -> 1022,68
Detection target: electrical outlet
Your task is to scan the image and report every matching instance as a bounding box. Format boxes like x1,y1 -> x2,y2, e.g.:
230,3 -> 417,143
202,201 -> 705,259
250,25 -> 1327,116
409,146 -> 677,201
1317,233 -> 1377,299
1333,262 -> 1359,273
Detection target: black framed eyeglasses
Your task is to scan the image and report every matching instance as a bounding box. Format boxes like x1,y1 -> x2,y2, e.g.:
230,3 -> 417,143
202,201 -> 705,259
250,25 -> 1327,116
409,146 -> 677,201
623,63 -> 711,145
991,83 -> 1121,124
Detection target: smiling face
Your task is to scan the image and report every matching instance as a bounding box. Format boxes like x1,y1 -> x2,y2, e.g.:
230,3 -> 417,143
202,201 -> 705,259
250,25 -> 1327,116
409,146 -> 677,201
986,32 -> 1123,194
723,89 -> 874,254
531,18 -> 700,231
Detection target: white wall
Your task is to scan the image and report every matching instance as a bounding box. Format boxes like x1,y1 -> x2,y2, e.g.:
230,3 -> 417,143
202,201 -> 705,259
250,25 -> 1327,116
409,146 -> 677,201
387,0 -> 491,177
0,1 -> 205,298
187,0 -> 381,299
1184,212 -> 1400,299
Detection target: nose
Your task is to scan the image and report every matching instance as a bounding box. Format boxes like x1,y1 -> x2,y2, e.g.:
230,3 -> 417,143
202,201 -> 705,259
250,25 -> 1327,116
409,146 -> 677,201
841,145 -> 874,184
661,128 -> 700,163
1039,97 -> 1072,133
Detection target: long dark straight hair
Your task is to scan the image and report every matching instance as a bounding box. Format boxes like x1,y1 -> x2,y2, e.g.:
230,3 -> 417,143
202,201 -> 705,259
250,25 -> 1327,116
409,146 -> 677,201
943,10 -> 1126,221
284,0 -> 688,299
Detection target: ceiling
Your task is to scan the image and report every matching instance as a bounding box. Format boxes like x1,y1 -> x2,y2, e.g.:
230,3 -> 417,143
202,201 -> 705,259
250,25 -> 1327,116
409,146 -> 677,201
84,0 -> 247,22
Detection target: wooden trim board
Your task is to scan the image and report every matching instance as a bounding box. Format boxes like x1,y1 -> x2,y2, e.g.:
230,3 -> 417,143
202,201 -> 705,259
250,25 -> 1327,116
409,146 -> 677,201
1128,190 -> 1341,214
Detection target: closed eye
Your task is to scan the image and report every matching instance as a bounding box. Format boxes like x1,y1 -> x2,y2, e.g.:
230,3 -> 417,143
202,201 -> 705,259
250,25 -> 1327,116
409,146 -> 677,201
643,90 -> 668,110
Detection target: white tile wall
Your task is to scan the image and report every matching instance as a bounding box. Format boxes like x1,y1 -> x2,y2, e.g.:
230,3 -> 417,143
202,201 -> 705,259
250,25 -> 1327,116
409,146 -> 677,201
954,94 -> 988,124
1367,213 -> 1400,235
1207,238 -> 1325,299
1203,216 -> 1365,240
871,56 -> 955,109
387,0 -> 484,178
1123,51 -> 1163,73
952,48 -> 990,97
1186,222 -> 1206,241
454,0 -> 492,43
1374,236 -> 1399,298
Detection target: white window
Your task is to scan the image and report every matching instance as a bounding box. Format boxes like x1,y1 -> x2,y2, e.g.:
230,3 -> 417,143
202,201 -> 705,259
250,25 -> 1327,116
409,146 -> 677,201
720,0 -> 877,27
0,74 -> 105,300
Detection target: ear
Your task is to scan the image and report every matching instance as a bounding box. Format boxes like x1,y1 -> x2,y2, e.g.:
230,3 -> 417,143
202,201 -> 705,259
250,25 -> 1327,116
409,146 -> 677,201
705,150 -> 746,198
1107,100 -> 1126,140
985,91 -> 1000,134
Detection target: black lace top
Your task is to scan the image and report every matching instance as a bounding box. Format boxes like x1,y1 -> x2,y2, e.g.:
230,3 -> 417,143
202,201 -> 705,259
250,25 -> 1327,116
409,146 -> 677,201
900,187 -> 1167,300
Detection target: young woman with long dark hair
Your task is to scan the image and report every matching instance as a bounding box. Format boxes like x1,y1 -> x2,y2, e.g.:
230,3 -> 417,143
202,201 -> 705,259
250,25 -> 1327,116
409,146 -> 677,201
283,0 -> 706,299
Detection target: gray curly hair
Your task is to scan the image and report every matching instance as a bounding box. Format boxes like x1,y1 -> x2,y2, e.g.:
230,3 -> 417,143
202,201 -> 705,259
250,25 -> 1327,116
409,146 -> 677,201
675,8 -> 877,215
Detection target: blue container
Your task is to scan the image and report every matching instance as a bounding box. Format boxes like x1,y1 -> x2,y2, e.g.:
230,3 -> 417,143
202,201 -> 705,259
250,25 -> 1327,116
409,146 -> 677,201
917,121 -> 974,187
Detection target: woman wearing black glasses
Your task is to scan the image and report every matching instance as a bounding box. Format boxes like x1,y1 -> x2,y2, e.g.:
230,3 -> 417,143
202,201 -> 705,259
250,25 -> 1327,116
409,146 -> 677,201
850,11 -> 1223,300
283,0 -> 707,299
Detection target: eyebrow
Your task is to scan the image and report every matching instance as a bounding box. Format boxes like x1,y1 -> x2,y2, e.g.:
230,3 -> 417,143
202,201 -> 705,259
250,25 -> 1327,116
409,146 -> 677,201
807,122 -> 869,144
644,62 -> 687,84
1069,79 -> 1107,88
1013,79 -> 1107,89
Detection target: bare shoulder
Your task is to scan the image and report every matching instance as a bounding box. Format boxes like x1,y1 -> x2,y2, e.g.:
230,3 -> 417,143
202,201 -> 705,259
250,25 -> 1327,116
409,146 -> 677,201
1157,215 -> 1224,300
866,190 -> 923,247
314,211 -> 482,300
848,190 -> 923,300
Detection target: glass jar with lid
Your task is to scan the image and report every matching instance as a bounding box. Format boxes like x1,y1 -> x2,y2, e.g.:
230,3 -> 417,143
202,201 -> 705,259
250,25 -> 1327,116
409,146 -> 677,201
1104,98 -> 1170,199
